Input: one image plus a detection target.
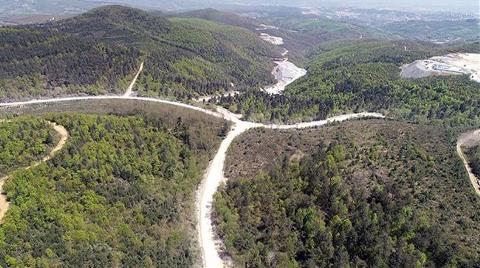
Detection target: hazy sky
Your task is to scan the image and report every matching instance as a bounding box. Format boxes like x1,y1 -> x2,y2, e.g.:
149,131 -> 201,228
129,0 -> 479,12
320,0 -> 479,11
1,0 -> 478,16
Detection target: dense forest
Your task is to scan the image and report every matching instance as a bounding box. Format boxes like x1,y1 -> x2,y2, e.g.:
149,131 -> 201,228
0,113 -> 225,266
179,8 -> 389,65
135,17 -> 276,99
214,40 -> 480,126
0,117 -> 57,176
0,5 -> 278,101
0,26 -> 141,100
217,120 -> 480,267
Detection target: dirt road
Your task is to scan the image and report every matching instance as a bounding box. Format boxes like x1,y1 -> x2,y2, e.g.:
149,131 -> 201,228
457,129 -> 480,196
0,88 -> 386,268
123,62 -> 144,97
196,108 -> 384,267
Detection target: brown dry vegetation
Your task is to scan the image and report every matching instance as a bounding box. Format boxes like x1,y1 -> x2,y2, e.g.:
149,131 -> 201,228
223,119 -> 480,263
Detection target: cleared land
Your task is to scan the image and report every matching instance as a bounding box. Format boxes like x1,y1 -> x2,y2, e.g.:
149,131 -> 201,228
401,53 -> 480,82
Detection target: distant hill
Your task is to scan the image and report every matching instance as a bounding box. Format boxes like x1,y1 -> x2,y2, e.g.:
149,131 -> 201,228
172,8 -> 260,30
0,5 -> 278,101
0,0 -> 99,17
382,19 -> 480,43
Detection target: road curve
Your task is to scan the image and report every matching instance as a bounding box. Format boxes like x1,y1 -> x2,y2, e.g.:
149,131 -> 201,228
457,129 -> 480,196
0,96 -> 226,119
0,95 -> 385,267
0,121 -> 69,222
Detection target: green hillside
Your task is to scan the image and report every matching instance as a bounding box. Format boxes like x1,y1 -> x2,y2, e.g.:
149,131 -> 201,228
466,146 -> 480,177
214,40 -> 480,126
216,120 -> 480,267
382,19 -> 480,43
172,8 -> 260,30
0,5 -> 277,101
0,26 -> 141,100
0,118 -> 57,177
0,111 -> 226,266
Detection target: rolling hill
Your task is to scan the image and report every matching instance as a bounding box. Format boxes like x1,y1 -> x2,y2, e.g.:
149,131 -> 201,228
218,120 -> 480,266
0,5 -> 278,101
214,40 -> 480,126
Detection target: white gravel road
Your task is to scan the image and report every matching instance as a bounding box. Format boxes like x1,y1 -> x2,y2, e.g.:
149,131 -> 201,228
457,129 -> 480,196
123,62 -> 144,97
0,59 -> 386,268
1,45 -> 477,268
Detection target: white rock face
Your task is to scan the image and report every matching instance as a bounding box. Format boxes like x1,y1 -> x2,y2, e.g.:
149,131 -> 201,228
400,53 -> 480,83
264,59 -> 307,94
255,24 -> 279,31
259,33 -> 284,45
257,29 -> 307,95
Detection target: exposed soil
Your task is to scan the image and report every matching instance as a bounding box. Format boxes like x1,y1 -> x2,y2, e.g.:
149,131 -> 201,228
457,129 -> 480,196
401,53 -> 480,82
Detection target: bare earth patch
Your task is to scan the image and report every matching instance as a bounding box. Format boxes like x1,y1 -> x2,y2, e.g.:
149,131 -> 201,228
401,53 -> 480,82
457,129 -> 480,196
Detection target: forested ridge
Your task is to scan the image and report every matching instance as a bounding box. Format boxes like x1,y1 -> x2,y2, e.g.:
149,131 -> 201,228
217,121 -> 480,267
0,26 -> 141,100
0,117 -> 57,176
214,40 -> 480,126
135,17 -> 277,99
0,5 -> 278,101
0,113 -> 225,266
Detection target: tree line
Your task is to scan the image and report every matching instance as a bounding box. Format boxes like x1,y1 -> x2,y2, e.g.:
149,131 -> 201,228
213,40 -> 480,126
0,113 -> 225,266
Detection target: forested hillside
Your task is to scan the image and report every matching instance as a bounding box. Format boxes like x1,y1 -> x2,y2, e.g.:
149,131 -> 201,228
262,15 -> 390,63
135,17 -> 277,99
0,26 -> 140,100
382,19 -> 480,43
0,118 -> 57,176
178,8 -> 388,65
216,120 -> 480,267
0,5 -> 277,101
0,112 -> 225,266
214,40 -> 480,126
172,8 -> 259,30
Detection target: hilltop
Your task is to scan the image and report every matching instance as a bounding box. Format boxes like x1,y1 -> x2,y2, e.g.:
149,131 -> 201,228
0,5 -> 278,101
172,8 -> 260,30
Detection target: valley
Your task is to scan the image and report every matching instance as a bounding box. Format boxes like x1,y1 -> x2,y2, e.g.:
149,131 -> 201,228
0,3 -> 478,267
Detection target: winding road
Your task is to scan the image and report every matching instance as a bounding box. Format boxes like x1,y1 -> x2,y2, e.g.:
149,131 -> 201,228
1,56 -> 475,268
0,97 -> 384,268
0,62 -> 384,267
0,121 -> 69,222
